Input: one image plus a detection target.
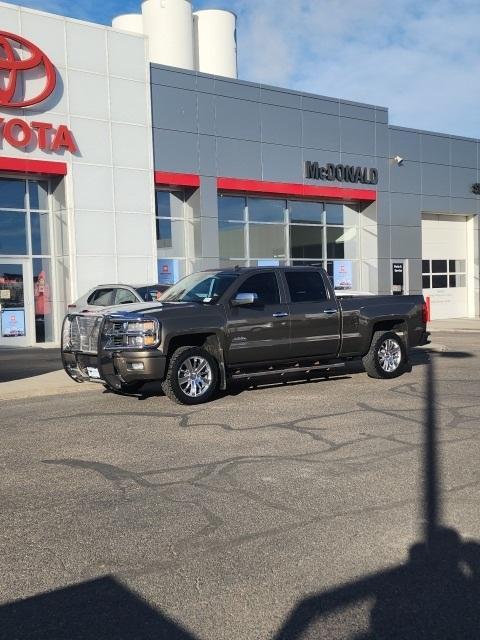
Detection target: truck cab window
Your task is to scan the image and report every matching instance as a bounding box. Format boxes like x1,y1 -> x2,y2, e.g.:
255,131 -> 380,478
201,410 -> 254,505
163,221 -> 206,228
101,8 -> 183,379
235,272 -> 280,305
285,271 -> 327,303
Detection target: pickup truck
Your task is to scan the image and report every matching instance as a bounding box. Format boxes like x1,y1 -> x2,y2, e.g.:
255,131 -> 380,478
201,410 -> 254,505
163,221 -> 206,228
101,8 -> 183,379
62,267 -> 429,405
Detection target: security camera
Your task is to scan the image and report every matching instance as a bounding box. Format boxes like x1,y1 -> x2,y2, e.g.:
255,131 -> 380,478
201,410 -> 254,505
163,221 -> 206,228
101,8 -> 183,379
394,155 -> 404,165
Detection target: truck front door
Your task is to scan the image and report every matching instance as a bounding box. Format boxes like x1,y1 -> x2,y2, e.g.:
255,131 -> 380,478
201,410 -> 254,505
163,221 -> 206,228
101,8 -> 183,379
283,269 -> 340,359
225,271 -> 290,366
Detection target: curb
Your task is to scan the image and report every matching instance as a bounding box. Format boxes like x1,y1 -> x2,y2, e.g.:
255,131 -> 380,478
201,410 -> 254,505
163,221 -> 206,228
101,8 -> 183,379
0,370 -> 98,402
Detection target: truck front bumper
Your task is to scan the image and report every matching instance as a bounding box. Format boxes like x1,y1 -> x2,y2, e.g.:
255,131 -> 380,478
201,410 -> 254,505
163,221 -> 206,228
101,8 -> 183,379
62,350 -> 167,390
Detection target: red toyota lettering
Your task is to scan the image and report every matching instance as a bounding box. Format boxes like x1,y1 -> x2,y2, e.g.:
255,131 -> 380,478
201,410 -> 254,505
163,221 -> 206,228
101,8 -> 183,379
4,118 -> 33,148
31,121 -> 53,150
51,125 -> 78,153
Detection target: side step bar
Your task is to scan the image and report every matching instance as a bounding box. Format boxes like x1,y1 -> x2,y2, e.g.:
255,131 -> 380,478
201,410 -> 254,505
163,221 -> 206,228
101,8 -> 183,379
230,362 -> 345,381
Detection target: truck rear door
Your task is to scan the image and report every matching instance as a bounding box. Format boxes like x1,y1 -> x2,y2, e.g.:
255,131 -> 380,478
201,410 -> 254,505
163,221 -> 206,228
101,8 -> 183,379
283,269 -> 340,359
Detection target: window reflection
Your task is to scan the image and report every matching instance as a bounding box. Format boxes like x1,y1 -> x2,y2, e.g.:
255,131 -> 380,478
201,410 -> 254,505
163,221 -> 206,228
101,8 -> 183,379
0,178 -> 26,210
0,212 -> 28,255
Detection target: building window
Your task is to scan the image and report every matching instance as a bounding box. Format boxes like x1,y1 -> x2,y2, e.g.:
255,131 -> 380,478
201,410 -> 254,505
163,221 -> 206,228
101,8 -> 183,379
422,259 -> 466,289
217,195 -> 359,287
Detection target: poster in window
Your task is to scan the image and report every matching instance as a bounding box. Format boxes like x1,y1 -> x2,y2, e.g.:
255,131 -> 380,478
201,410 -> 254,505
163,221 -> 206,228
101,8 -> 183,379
157,259 -> 180,286
1,308 -> 26,337
333,261 -> 353,290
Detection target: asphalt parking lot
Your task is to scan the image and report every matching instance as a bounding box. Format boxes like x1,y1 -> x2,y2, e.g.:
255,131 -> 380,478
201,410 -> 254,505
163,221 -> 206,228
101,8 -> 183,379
1,332 -> 480,639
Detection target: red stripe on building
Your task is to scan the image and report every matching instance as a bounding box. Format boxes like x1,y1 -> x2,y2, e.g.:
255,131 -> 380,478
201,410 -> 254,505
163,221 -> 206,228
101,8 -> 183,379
217,177 -> 377,202
155,171 -> 200,188
0,156 -> 68,176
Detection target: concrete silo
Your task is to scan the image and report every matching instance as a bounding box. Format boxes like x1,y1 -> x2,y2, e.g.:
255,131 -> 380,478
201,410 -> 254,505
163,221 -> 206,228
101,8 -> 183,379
193,9 -> 238,78
140,0 -> 195,70
111,14 -> 144,35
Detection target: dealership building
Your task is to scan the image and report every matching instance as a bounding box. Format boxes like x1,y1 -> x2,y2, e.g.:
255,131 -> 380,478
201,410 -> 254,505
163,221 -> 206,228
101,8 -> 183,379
0,0 -> 479,347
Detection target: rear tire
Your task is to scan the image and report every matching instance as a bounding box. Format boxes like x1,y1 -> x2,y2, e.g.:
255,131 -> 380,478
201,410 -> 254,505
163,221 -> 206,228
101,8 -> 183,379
162,346 -> 219,405
362,331 -> 407,379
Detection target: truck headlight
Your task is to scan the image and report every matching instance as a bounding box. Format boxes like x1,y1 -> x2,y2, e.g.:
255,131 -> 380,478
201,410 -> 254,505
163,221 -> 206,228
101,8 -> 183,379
104,317 -> 160,350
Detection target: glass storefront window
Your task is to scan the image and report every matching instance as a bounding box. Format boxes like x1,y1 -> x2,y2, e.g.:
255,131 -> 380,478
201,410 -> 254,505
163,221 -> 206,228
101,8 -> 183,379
30,212 -> 50,255
290,225 -> 323,259
156,190 -> 186,258
326,227 -> 345,259
218,195 -> 246,222
0,212 -> 28,255
289,201 -> 323,224
29,181 -> 49,210
156,218 -> 172,249
325,203 -> 344,226
249,223 -> 286,260
33,258 -> 54,343
216,196 -> 359,286
219,221 -> 245,258
0,178 -> 26,209
248,198 -> 285,223
155,191 -> 172,218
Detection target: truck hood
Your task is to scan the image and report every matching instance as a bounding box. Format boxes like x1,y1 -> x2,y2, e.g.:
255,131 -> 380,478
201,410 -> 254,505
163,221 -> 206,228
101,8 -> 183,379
83,301 -> 209,317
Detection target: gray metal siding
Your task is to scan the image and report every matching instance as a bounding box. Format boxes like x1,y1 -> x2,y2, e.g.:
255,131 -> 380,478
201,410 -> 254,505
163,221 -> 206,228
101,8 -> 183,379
150,63 -> 480,286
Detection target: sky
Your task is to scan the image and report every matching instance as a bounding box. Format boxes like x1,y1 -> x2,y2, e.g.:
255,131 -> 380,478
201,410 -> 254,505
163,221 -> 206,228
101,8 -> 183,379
5,0 -> 480,139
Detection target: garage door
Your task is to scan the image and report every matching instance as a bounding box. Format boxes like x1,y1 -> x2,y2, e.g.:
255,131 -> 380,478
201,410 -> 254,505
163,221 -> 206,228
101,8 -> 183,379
422,214 -> 468,320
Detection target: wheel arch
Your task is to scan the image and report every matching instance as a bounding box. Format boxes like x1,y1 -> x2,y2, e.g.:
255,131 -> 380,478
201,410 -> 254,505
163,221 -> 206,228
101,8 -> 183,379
165,332 -> 227,390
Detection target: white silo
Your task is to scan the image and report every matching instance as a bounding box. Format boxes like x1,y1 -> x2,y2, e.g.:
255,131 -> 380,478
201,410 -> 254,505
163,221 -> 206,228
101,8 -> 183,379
111,13 -> 144,35
141,0 -> 195,70
193,9 -> 238,78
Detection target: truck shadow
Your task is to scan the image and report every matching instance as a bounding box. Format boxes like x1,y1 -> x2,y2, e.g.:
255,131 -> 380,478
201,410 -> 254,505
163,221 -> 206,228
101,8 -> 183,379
115,346 -> 474,402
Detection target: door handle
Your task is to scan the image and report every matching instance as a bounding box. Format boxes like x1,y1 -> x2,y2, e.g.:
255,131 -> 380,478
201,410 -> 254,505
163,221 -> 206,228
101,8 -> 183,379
323,309 -> 338,315
272,312 -> 289,318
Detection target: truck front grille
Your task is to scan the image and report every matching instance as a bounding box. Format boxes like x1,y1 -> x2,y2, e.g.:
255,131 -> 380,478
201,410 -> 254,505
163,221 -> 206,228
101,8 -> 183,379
65,315 -> 103,354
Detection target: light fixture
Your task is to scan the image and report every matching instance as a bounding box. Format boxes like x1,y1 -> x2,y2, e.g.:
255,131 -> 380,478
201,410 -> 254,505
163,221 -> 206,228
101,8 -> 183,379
393,155 -> 404,165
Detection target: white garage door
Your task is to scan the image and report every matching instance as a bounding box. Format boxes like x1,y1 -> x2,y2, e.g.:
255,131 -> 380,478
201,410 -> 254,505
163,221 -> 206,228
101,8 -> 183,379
422,214 -> 468,320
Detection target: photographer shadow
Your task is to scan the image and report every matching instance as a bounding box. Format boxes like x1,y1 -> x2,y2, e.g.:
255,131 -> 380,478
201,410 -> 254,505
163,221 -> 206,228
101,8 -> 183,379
275,355 -> 480,640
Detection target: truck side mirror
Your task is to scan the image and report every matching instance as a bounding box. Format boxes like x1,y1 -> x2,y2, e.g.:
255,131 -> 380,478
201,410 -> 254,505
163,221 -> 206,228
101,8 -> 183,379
231,292 -> 258,306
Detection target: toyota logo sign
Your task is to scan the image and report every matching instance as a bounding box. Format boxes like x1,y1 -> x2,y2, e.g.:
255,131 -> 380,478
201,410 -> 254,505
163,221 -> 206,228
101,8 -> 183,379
0,31 -> 56,108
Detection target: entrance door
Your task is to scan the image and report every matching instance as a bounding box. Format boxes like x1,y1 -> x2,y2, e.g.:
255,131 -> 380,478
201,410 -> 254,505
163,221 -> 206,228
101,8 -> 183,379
0,260 -> 33,347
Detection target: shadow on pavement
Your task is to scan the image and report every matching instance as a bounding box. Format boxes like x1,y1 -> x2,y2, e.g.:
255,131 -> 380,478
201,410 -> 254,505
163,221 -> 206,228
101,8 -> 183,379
0,347 -> 62,383
0,576 -> 197,640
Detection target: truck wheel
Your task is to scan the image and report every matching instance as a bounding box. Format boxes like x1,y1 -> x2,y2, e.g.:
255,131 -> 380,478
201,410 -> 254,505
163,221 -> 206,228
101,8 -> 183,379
362,331 -> 407,379
162,346 -> 219,405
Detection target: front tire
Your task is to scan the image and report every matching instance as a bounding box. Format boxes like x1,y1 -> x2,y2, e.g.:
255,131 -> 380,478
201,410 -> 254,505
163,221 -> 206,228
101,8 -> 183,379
162,346 -> 219,405
362,331 -> 407,379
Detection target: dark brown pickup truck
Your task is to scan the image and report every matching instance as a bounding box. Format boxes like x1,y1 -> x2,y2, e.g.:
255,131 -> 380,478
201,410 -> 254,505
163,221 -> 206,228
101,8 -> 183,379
62,267 -> 429,405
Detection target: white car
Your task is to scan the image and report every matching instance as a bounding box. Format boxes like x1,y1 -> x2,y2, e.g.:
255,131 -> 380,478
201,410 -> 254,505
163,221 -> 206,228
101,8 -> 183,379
68,283 -> 170,313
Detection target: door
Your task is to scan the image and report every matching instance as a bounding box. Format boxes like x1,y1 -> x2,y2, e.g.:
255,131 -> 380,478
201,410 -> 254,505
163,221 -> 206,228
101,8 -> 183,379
0,260 -> 33,347
225,271 -> 291,365
422,214 -> 468,319
284,269 -> 340,359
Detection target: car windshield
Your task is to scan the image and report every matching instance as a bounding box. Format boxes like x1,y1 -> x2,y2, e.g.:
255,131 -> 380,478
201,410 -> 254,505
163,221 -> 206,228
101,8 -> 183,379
135,285 -> 167,302
160,272 -> 238,304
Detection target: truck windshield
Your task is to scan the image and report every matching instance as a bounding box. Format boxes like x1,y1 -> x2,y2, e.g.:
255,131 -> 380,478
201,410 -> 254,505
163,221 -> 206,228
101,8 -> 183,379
160,272 -> 238,304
